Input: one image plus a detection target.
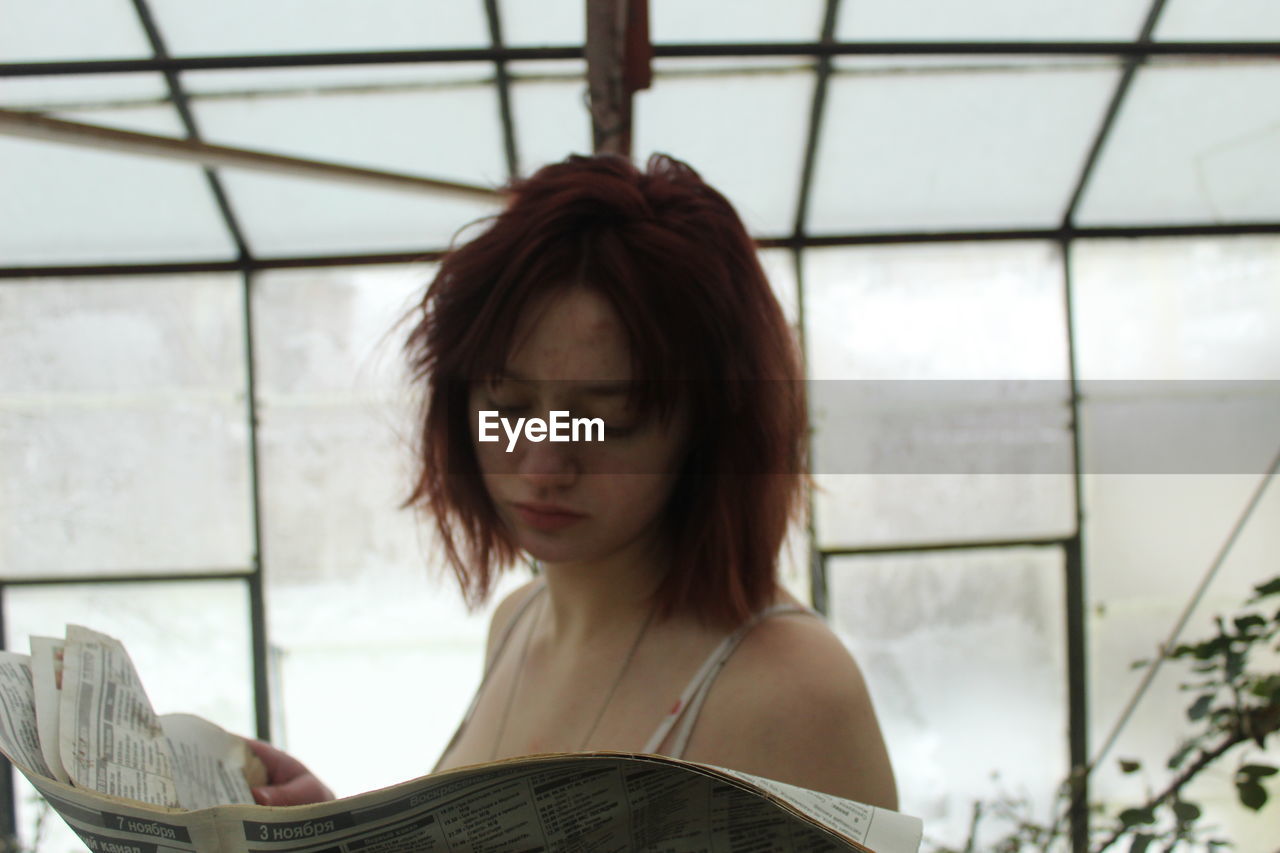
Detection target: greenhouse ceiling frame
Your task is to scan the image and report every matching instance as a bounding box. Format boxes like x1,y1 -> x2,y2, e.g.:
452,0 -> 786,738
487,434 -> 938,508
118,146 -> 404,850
2,1 -> 1278,850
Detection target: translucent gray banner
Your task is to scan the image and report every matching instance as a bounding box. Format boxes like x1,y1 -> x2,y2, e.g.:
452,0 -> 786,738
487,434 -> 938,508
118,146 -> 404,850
809,380 -> 1280,475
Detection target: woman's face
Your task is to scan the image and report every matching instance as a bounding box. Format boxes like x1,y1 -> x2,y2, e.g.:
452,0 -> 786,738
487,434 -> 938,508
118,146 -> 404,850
469,286 -> 688,568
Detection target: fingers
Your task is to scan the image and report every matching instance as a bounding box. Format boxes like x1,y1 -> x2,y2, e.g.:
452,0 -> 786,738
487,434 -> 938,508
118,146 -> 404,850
245,739 -> 310,783
243,738 -> 336,806
252,774 -> 336,807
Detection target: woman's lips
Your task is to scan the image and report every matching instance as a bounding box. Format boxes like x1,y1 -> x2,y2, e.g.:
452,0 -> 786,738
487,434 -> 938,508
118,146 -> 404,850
512,503 -> 586,532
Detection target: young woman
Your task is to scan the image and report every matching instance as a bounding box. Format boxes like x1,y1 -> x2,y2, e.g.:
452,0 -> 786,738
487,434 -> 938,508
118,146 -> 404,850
249,154 -> 897,810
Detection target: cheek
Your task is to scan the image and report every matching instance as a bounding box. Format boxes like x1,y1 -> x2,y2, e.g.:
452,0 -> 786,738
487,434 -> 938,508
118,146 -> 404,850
593,474 -> 679,518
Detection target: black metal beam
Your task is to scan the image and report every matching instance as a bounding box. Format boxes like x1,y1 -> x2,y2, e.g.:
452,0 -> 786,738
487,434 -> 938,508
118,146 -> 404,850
1061,0 -> 1171,230
0,585 -> 14,844
1058,4 -> 1171,847
237,268 -> 272,743
4,221 -> 1278,279
795,0 -> 841,619
2,41 -> 1277,77
129,0 -> 252,262
0,250 -> 446,279
822,535 -> 1071,558
0,570 -> 252,586
791,0 -> 841,241
1060,238 -> 1092,853
484,0 -> 521,180
759,221 -> 1280,248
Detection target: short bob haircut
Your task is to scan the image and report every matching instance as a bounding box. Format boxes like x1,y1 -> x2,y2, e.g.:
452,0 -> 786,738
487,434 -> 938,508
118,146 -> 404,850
404,153 -> 806,627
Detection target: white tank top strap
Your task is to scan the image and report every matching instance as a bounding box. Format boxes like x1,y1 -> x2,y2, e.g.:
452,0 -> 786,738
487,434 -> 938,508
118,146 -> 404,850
642,602 -> 813,757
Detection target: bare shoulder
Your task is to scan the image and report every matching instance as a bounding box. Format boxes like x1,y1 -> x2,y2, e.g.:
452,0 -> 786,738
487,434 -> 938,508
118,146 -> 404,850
483,578 -> 543,668
685,610 -> 899,810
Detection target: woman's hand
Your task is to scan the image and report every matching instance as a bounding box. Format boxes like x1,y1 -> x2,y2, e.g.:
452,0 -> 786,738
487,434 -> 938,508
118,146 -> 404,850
244,739 -> 336,807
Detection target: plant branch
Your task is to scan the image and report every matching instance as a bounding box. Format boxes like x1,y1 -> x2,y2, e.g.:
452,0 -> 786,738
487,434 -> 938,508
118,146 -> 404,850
1090,704 -> 1280,853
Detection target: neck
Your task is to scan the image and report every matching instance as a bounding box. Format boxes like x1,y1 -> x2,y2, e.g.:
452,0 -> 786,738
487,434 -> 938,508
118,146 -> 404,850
538,538 -> 668,647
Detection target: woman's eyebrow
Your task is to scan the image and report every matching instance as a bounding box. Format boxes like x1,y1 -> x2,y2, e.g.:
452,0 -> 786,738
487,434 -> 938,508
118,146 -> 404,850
494,371 -> 630,397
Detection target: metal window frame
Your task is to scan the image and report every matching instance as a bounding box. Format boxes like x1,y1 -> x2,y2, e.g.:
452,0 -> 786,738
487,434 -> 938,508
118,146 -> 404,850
2,2 -> 1278,849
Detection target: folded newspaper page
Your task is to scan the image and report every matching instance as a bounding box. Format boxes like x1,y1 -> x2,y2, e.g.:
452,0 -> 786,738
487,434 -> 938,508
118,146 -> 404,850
0,625 -> 923,853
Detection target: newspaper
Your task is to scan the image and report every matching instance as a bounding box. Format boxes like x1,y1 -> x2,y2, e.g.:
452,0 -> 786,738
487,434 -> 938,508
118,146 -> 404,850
0,625 -> 923,853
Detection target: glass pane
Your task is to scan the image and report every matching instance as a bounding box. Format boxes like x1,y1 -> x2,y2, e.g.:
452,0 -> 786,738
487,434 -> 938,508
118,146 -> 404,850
0,0 -> 151,61
828,547 -> 1068,850
1072,237 -> 1280,382
804,242 -> 1075,545
804,243 -> 1069,381
510,60 -> 592,173
268,572 -> 523,796
1155,0 -> 1280,40
1073,237 -> 1280,476
2,72 -> 170,110
1086,474 -> 1280,850
0,275 -> 253,576
181,62 -> 487,100
650,0 -> 825,43
188,65 -> 507,184
838,0 -> 1150,40
1078,236 -> 1280,850
812,60 -> 1120,233
253,265 -> 428,582
218,170 -> 499,256
147,0 -> 488,56
0,109 -> 236,265
635,63 -> 814,235
815,474 -> 1075,548
3,580 -> 255,729
759,248 -> 799,330
6,580 -> 256,852
254,264 -> 428,394
1077,62 -> 1280,226
499,0 -> 584,47
251,264 -> 522,793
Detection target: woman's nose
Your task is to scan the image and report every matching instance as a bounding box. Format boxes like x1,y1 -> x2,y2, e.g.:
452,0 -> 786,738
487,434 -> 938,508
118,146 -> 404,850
515,434 -> 580,489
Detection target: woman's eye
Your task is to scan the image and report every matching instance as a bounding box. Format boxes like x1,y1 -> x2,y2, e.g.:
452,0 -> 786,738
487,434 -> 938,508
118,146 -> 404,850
600,416 -> 642,439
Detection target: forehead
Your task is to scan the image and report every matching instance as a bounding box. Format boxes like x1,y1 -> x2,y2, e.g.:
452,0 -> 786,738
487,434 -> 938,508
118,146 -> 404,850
502,286 -> 632,382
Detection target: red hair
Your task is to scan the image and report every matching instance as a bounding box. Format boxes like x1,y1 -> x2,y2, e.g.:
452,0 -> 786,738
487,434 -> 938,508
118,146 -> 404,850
404,154 -> 806,626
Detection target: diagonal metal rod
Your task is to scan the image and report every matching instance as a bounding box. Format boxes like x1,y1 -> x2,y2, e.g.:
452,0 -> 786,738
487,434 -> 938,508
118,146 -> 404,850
129,0 -> 251,261
1087,443 -> 1280,776
1061,0 -> 1171,228
0,108 -> 502,202
791,0 -> 841,241
484,0 -> 521,179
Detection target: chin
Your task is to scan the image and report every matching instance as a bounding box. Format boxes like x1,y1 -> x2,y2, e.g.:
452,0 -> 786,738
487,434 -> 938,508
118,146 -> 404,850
515,533 -> 614,569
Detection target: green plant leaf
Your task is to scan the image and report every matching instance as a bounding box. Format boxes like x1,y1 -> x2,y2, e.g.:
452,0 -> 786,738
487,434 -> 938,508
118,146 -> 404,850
1234,614 -> 1266,634
1249,576 -> 1280,600
1188,693 -> 1214,721
1249,674 -> 1280,700
1128,833 -> 1154,853
1119,807 -> 1156,828
1171,800 -> 1201,823
1237,763 -> 1278,779
1192,637 -> 1226,659
1236,781 -> 1268,811
1119,758 -> 1141,774
1168,739 -> 1197,770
